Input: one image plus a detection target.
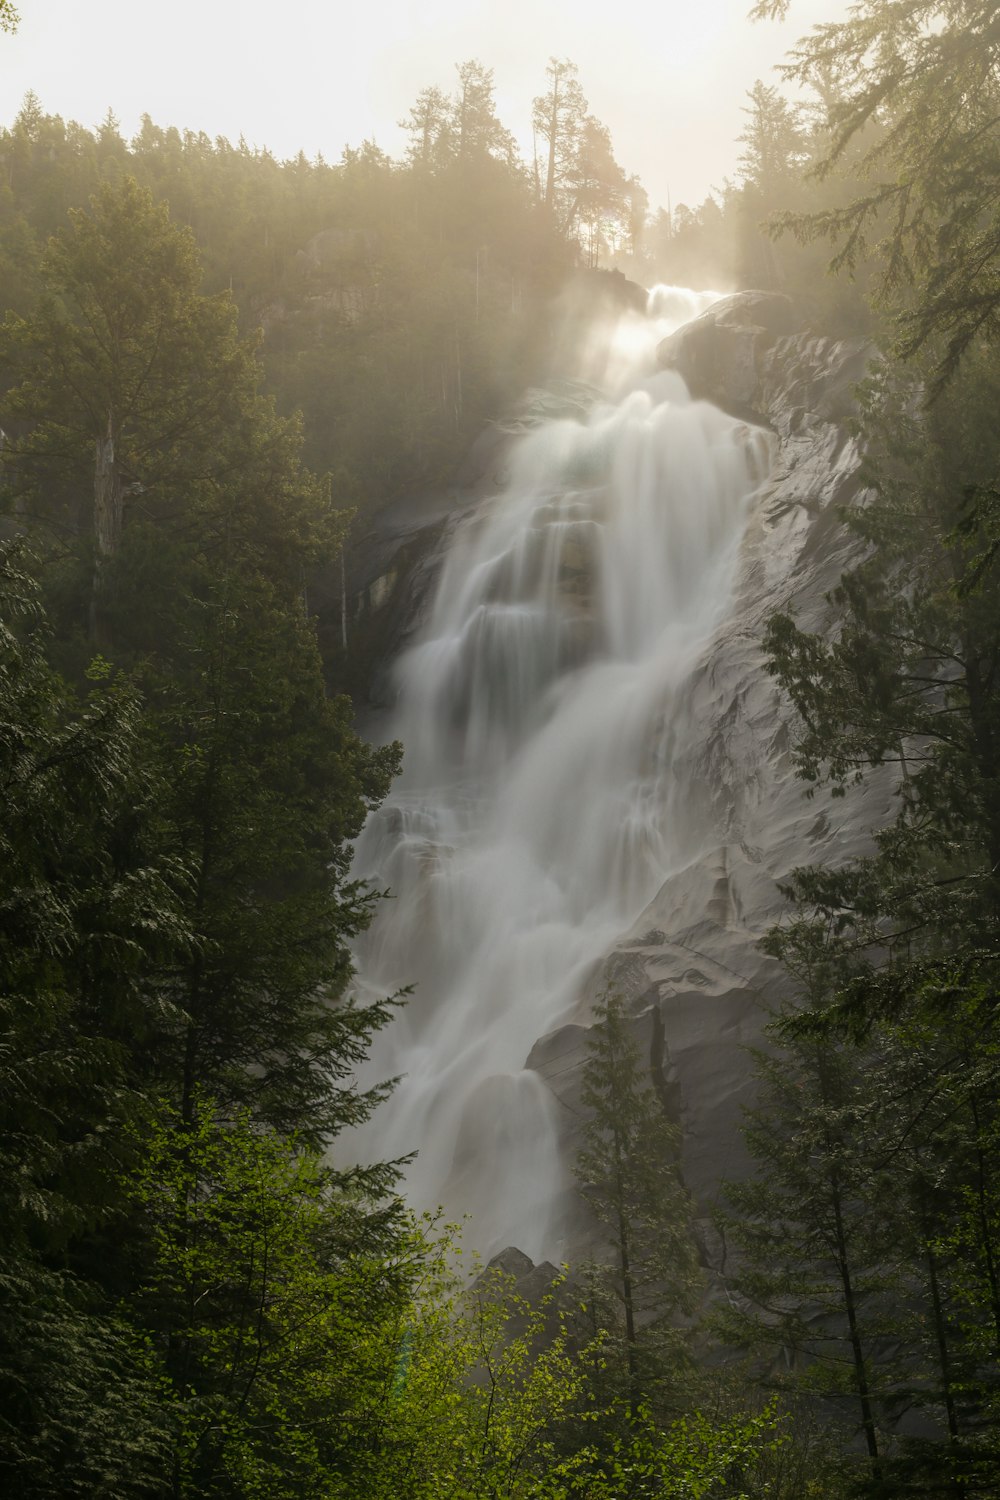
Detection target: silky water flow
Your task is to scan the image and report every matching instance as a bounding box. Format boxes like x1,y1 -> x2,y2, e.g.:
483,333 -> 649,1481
349,288 -> 772,1261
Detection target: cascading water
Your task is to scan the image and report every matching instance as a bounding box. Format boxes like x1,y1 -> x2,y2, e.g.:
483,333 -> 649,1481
350,287 -> 771,1261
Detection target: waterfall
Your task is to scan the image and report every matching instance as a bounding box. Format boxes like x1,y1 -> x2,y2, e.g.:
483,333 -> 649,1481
349,286 -> 771,1261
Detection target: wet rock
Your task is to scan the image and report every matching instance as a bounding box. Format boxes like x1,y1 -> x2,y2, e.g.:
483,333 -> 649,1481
351,295 -> 887,1260
483,1246 -> 535,1282
656,290 -> 798,418
558,322 -> 888,1234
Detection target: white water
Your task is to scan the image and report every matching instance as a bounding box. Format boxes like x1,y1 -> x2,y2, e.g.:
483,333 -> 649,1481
350,287 -> 771,1260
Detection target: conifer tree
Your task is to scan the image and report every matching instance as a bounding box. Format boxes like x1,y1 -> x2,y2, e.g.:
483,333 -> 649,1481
754,0 -> 1000,388
717,1015 -> 899,1486
0,177 -> 273,647
575,992 -> 700,1421
532,58 -> 587,215
735,339 -> 1000,1491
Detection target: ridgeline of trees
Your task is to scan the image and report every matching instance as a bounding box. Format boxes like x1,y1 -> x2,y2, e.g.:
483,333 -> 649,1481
5,0 -> 1000,1493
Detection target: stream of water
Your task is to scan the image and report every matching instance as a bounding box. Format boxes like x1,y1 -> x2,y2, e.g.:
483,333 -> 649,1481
350,287 -> 771,1260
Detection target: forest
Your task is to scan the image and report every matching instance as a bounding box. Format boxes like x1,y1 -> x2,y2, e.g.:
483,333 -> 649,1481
3,0 -> 1000,1495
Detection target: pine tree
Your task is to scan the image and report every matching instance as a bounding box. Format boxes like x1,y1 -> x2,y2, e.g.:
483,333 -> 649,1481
0,177 -> 273,648
0,541 -> 185,1494
531,58 -> 587,215
0,176 -> 402,1148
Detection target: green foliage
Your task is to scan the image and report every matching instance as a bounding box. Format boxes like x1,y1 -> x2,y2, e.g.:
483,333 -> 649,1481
325,1243 -> 789,1500
143,565 -> 401,1143
762,351 -> 1000,1036
124,1099 -> 414,1498
0,175 -> 339,649
0,166 -> 410,1496
0,79 -> 581,573
356,1258 -> 591,1500
545,1401 -> 785,1499
718,1020 -> 902,1474
0,539 -> 192,1248
576,993 -> 700,1421
756,0 -> 1000,387
0,1256 -> 172,1499
731,301 -> 1000,1491
721,998 -> 1000,1490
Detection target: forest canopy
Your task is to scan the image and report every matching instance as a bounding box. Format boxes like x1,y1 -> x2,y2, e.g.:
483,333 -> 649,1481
4,6 -> 1000,1495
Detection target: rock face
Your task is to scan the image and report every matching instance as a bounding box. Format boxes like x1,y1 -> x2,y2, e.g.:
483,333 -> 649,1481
544,318 -> 891,1267
352,296 -> 891,1270
656,291 -> 799,418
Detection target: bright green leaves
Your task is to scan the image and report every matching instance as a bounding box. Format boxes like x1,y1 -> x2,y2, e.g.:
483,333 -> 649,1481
124,1098 -> 408,1499
543,1402 -> 785,1500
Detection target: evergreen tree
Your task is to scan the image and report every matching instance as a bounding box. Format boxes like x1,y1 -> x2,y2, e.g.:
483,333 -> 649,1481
733,318 -> 1000,1492
124,1100 -> 416,1499
532,58 -> 587,216
0,541 -> 185,1493
564,116 -> 627,267
0,176 -> 402,1146
736,81 -> 807,288
0,184 -> 409,1492
398,86 -> 453,171
762,351 -> 1000,1032
0,176 -> 273,646
0,539 -> 191,1253
575,993 -> 700,1422
754,0 -> 1000,388
452,60 -> 518,168
717,1015 -> 899,1486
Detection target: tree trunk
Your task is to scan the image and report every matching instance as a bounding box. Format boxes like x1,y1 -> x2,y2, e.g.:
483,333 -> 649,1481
611,1120 -> 640,1420
830,1174 -> 882,1470
545,84 -> 559,209
923,1225 -> 966,1498
91,413 -> 123,648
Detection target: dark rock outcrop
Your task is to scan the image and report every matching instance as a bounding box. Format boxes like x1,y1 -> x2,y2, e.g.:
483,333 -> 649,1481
656,290 -> 798,419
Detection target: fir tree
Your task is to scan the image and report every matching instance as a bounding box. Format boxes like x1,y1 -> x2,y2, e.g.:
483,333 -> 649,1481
575,992 -> 700,1422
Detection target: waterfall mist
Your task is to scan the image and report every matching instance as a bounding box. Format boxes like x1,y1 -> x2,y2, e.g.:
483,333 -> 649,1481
349,287 -> 772,1260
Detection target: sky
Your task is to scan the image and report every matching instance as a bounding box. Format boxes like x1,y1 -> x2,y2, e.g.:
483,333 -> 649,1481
1,0 -> 846,212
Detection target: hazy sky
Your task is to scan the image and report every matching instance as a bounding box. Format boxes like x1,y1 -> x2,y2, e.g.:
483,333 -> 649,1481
2,0 -> 845,211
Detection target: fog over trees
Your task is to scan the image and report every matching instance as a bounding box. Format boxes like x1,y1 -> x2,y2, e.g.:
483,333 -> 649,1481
3,2 -> 1000,1493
